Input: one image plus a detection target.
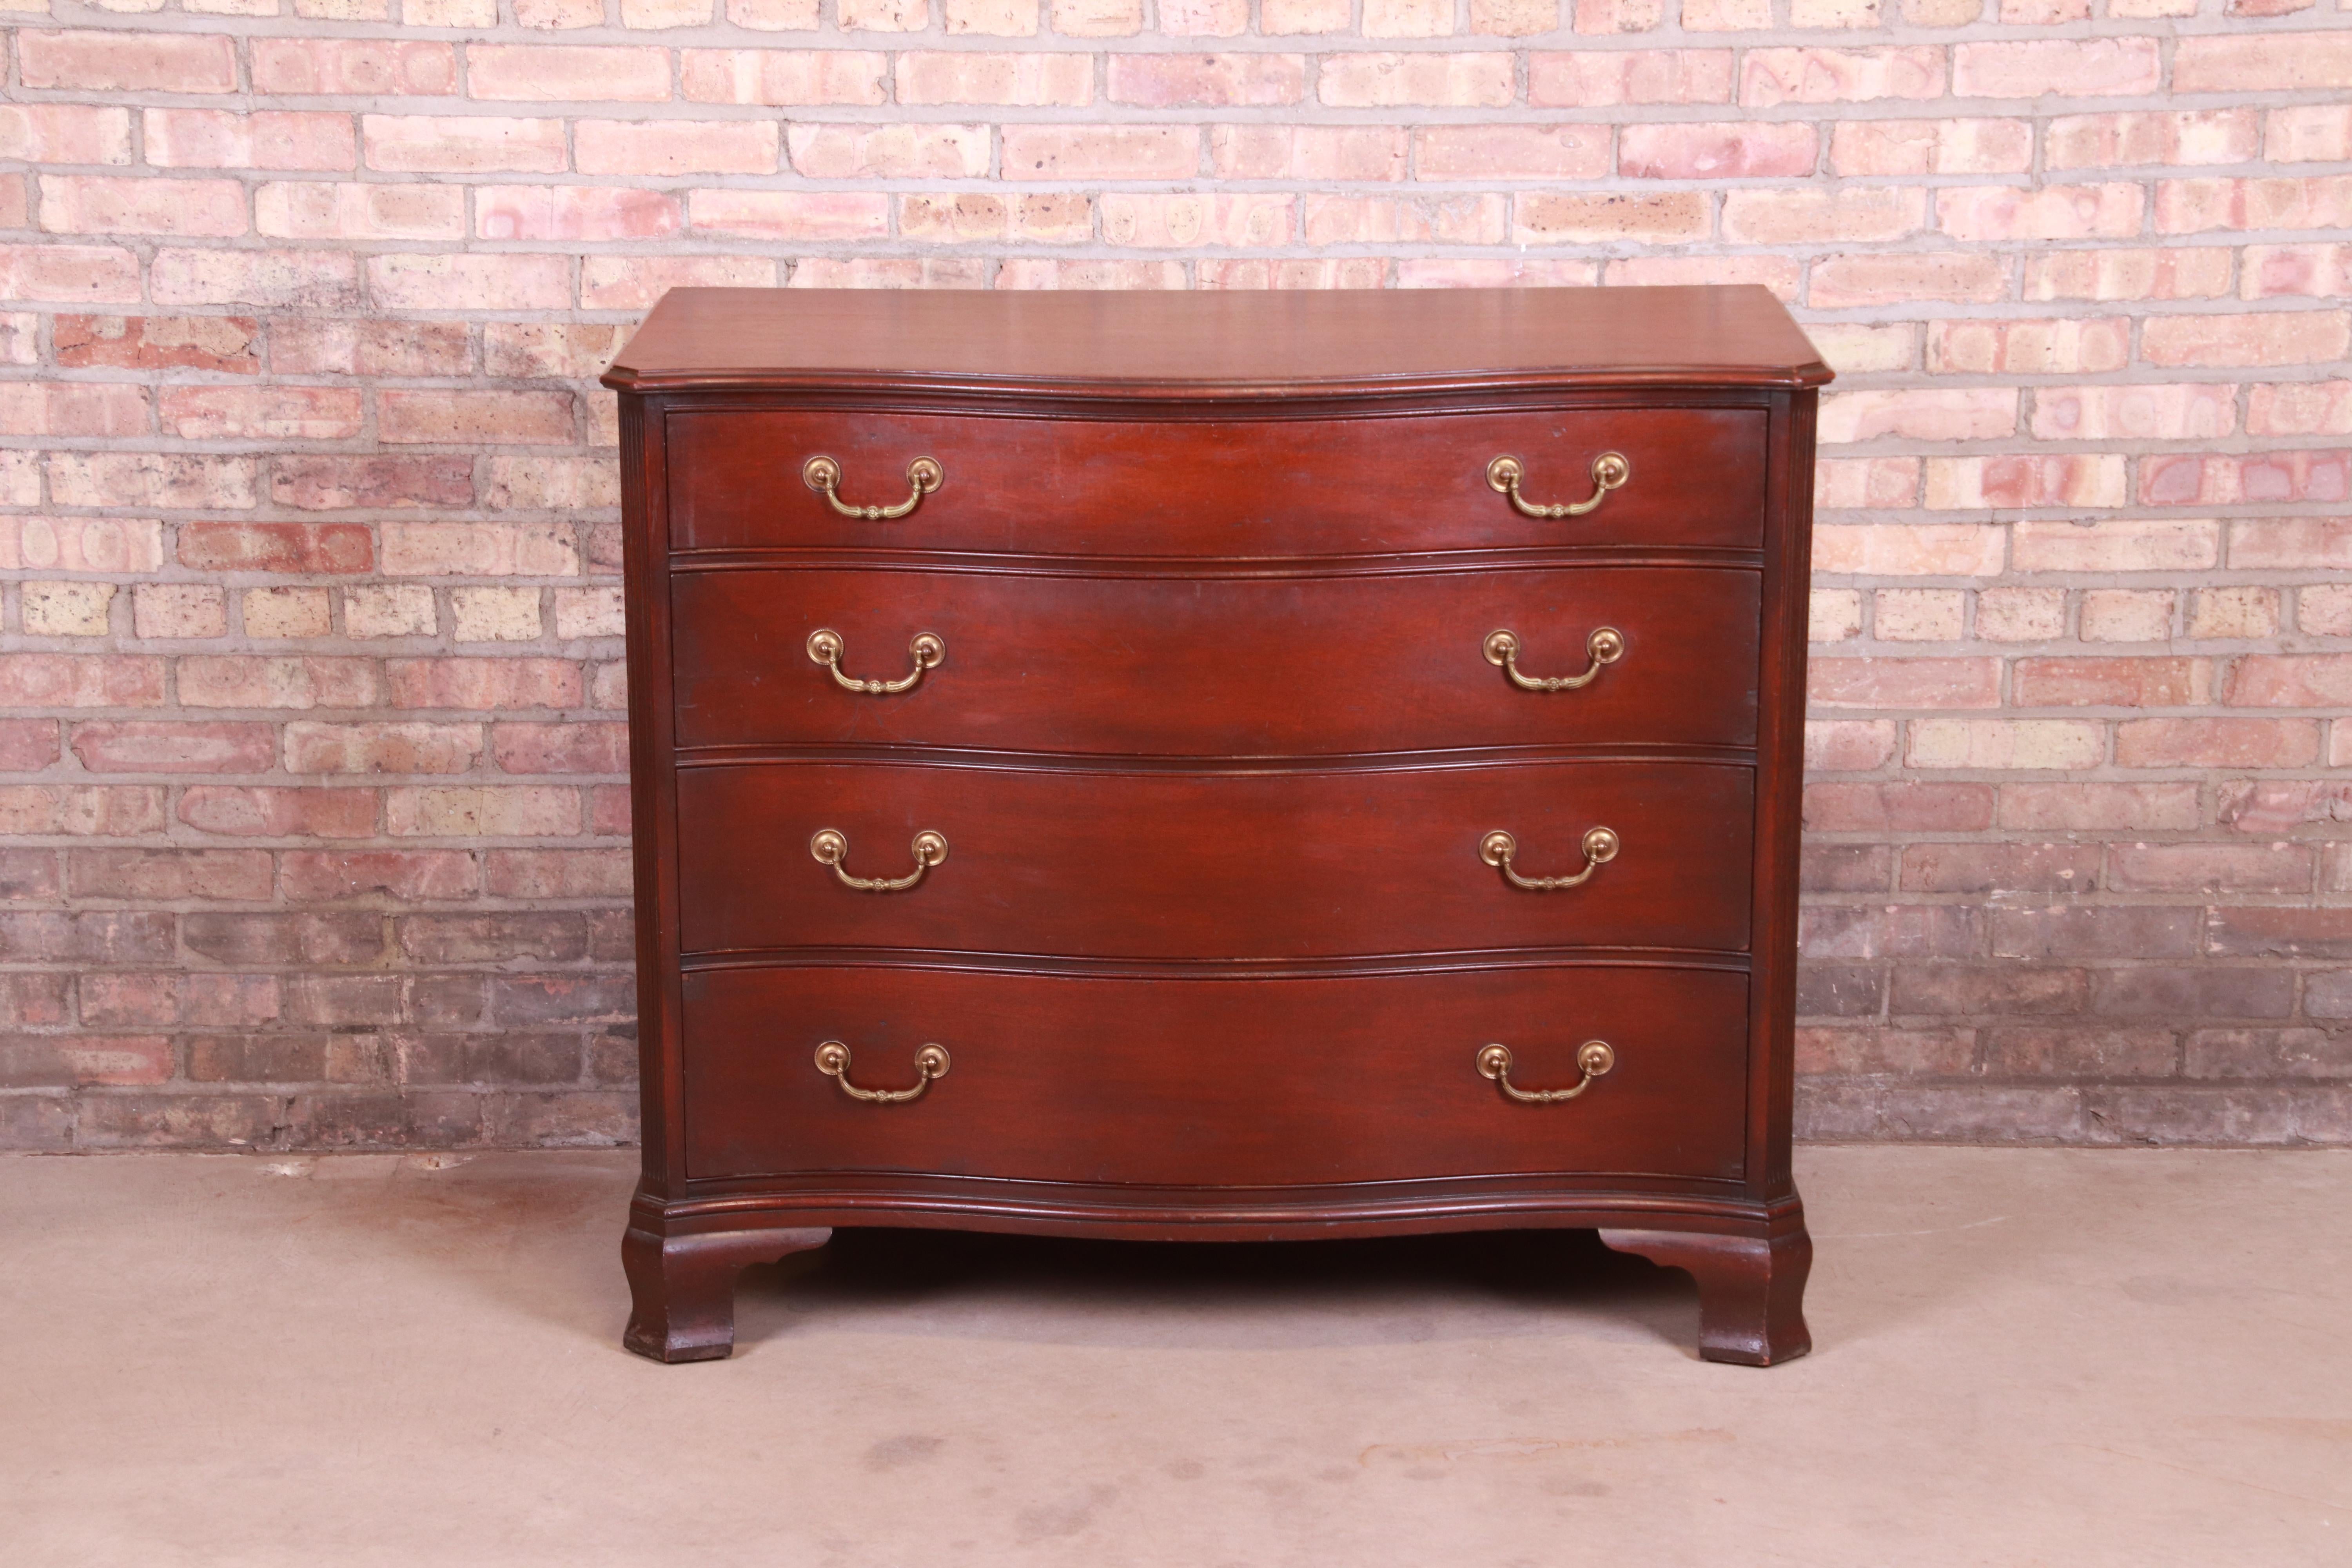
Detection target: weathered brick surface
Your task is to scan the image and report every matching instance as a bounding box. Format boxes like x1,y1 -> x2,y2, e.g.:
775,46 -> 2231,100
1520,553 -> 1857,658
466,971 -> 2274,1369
0,3 -> 2347,1150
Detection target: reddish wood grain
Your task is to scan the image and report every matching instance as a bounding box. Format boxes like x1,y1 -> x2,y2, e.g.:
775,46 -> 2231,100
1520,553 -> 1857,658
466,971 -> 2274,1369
667,406 -> 1767,557
680,963 -> 1752,1187
674,760 -> 1754,960
672,564 -> 1761,757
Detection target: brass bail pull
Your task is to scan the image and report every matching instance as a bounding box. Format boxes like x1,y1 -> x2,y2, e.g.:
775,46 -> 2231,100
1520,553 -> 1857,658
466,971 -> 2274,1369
1477,1041 -> 1616,1104
809,828 -> 947,893
1486,452 -> 1629,519
1485,626 -> 1625,692
803,455 -> 943,520
815,1041 -> 950,1104
807,628 -> 944,695
1480,826 -> 1619,891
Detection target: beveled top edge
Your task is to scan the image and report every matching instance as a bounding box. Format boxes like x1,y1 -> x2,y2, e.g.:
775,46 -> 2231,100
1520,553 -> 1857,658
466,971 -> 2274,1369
601,286 -> 1835,395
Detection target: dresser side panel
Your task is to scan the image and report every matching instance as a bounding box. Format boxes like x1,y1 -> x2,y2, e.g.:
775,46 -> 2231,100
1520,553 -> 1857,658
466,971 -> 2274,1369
621,394 -> 688,1195
1748,388 -> 1819,1200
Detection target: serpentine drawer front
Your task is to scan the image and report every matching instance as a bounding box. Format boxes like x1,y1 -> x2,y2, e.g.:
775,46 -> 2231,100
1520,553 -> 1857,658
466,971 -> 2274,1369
607,286 -> 1829,1368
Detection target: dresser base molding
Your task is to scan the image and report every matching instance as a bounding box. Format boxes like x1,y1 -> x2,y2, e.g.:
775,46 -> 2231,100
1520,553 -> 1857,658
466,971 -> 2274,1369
1598,1218 -> 1813,1367
620,1181 -> 1808,1364
621,1205 -> 832,1363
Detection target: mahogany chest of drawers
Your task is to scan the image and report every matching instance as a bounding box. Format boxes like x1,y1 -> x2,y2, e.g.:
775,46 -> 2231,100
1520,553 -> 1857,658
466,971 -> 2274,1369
603,286 -> 1829,1366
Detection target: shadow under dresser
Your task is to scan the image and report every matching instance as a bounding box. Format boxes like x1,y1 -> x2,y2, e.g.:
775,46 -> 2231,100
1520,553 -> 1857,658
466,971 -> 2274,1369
601,285 -> 1831,1366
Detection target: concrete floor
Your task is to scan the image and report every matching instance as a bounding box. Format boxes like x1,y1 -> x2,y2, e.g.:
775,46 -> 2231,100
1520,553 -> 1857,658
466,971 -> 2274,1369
3,1149 -> 2346,1567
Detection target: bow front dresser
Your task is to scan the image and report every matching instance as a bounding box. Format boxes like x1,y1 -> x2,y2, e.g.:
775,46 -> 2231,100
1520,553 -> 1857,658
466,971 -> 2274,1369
603,286 -> 1829,1366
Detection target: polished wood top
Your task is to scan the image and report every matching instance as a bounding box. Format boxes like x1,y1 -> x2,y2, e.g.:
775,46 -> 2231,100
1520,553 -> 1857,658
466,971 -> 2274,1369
602,286 -> 1832,396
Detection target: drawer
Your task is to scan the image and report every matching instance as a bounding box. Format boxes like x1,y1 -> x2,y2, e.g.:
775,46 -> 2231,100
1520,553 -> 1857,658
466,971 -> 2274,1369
665,407 -> 1766,557
674,760 -> 1753,960
680,963 -> 1751,1186
673,565 -> 1760,757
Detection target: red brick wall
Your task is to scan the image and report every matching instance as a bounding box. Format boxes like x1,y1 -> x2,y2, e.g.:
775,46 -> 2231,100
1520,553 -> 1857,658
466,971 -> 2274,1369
2,3 -> 2347,1151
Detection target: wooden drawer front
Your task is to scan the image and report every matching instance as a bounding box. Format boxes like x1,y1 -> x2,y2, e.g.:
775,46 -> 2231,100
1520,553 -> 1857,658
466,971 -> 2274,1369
675,760 -> 1753,960
680,964 -> 1750,1186
674,565 -> 1759,757
666,407 -> 1766,557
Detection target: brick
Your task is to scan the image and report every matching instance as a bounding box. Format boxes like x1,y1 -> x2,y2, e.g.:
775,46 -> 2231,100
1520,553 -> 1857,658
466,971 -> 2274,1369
689,190 -> 892,241
1951,38 -> 2160,98
0,1035 -> 173,1089
1810,253 -> 2005,309
276,316 -> 474,379
2113,718 -> 2318,769
69,721 -> 274,775
579,256 -> 778,310
2144,451 -> 2348,509
1109,54 -> 1305,107
1996,783 -> 2200,832
2202,909 -> 2352,963
1601,255 -> 1802,299
2184,1029 -> 2352,1081
2232,519 -> 2352,571
946,0 -> 1041,29
1414,125 -> 1608,181
279,849 -> 478,902
1936,184 -> 2142,243
2014,658 -> 2206,709
1799,905 -> 1980,962
180,523 -> 372,575
2243,246 -> 2352,303
2089,968 -> 2294,1022
379,390 -> 574,447
2173,32 -> 2352,93
385,659 -> 583,711
145,110 -> 356,172
466,46 -> 671,102
1929,318 -> 2129,376
1992,907 -> 2200,963
362,117 -> 569,175
1815,523 -> 2004,577
1618,122 -> 1816,180
69,849 -> 274,902
575,121 -> 778,178
19,30 -> 238,93
256,182 -> 466,242
2045,110 -> 2261,171
1514,192 -> 1708,245
0,655 -> 166,709
1803,782 -> 1994,832
1973,587 -> 2064,642
0,720 -> 62,772
0,246 -> 142,305
0,105 -> 133,166
2268,105 -> 2352,165
150,249 -> 361,311
241,588 -> 333,641
485,848 -> 633,898
1002,126 -> 1199,179
285,719 -> 484,775
0,912 -> 176,969
1720,187 -> 1922,246
1926,456 -> 2126,512
2158,177 -> 2352,235
1829,118 -> 2030,176
490,722 -> 628,774
1982,1027 -> 2177,1079
1794,964 -> 1885,1019
2223,656 -> 2352,709
368,254 -> 571,311
485,324 -> 630,379
1902,844 -> 2099,895
252,39 -> 457,95
685,49 -> 891,105
1810,657 -> 1999,710
788,125 -> 988,179
1158,0 -> 1247,31
1317,54 -> 1516,108
1907,719 -> 2104,771
160,386 -> 365,441
1818,389 -> 2013,445
1113,194 -> 1299,247
20,582 -> 115,639
448,586 -> 541,643
1804,719 -> 1897,770
2032,384 -> 2233,443
2144,312 -> 2351,370
1795,1026 -> 1971,1076
0,786 -> 166,837
492,975 -> 635,1026
387,787 -> 580,837
1528,50 -> 1734,107
1475,0 -> 1561,31
1812,460 -> 1925,510
56,315 -> 257,374
2073,583 -> 2169,641
174,782 -> 376,840
2216,780 -> 2352,836
1740,47 -> 1945,106
1888,965 -> 2088,1016
399,913 -> 588,964
379,523 -> 577,578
